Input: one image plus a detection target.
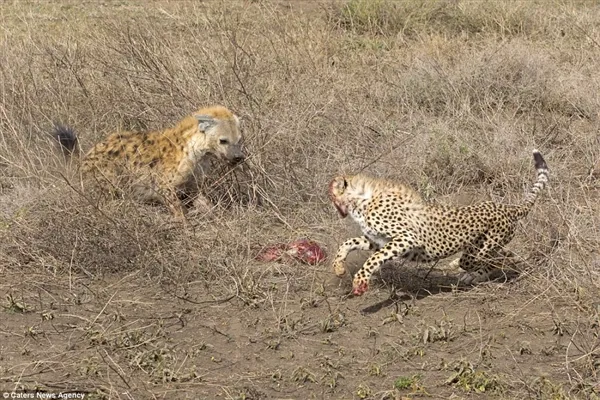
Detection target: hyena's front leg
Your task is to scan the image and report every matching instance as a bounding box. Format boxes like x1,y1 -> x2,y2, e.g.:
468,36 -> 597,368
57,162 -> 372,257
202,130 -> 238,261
161,172 -> 193,218
164,189 -> 187,218
193,191 -> 212,210
152,178 -> 186,219
332,236 -> 374,277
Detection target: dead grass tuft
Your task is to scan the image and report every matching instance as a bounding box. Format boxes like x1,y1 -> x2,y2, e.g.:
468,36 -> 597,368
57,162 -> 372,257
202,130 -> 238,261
330,0 -> 598,40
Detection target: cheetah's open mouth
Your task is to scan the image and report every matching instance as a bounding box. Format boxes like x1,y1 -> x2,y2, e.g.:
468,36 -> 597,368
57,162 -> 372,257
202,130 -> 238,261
333,202 -> 347,218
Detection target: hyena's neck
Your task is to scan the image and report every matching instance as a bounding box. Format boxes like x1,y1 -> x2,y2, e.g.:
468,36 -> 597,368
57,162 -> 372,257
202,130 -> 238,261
161,116 -> 207,158
185,135 -> 210,163
162,117 -> 199,145
163,116 -> 197,141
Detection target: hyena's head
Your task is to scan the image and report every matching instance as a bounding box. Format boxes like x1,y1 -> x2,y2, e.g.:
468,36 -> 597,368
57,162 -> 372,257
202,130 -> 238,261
194,105 -> 245,165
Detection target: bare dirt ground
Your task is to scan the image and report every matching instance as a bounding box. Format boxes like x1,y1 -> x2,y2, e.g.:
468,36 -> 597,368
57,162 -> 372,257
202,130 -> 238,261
1,1 -> 599,399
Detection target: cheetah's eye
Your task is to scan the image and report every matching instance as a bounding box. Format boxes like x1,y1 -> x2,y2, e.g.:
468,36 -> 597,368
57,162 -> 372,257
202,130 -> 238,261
342,179 -> 348,189
219,138 -> 229,145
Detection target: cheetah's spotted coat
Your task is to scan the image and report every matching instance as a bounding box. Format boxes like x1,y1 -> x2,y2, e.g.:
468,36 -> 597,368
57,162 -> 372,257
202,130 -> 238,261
329,150 -> 549,296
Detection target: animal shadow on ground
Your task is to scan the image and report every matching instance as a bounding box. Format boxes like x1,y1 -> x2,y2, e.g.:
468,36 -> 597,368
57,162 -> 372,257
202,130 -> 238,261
360,258 -> 522,315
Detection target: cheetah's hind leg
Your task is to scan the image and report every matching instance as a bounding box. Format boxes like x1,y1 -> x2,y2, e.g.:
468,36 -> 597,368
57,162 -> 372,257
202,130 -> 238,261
457,247 -> 515,284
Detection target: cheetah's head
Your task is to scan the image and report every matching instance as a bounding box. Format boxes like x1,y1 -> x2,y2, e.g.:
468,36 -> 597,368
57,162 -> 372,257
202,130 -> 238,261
194,106 -> 246,166
328,176 -> 349,218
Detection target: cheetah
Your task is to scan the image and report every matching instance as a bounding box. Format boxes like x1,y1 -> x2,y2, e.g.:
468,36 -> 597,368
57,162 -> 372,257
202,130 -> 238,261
53,105 -> 245,216
329,150 -> 549,296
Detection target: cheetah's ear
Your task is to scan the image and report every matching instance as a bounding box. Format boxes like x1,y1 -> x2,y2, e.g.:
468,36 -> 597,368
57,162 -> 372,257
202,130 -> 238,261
195,115 -> 217,133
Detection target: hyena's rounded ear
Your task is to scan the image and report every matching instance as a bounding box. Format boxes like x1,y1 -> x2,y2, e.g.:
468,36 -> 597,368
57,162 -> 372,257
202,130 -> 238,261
195,114 -> 217,133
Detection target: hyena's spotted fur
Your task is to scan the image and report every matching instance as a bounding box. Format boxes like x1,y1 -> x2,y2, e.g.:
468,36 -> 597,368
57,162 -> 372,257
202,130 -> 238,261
54,105 -> 245,216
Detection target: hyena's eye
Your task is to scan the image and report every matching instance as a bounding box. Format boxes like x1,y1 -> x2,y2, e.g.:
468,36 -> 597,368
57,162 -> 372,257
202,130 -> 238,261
219,138 -> 229,145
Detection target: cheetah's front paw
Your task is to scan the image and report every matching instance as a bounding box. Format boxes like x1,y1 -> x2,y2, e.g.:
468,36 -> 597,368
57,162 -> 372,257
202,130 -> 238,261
352,275 -> 369,296
332,260 -> 347,277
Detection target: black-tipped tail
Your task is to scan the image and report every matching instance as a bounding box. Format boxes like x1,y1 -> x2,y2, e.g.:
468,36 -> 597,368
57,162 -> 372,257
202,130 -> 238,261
52,124 -> 79,155
533,149 -> 547,171
517,149 -> 549,218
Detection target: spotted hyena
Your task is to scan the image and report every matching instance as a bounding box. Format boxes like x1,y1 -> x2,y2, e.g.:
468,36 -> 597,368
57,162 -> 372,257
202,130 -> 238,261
53,105 -> 246,216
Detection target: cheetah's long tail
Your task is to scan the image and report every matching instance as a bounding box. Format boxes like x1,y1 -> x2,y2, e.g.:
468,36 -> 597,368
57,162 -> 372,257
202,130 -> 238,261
51,124 -> 80,156
517,149 -> 549,217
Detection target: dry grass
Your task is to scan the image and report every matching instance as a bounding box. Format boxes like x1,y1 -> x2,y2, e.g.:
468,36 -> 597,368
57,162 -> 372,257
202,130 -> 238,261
1,0 -> 599,399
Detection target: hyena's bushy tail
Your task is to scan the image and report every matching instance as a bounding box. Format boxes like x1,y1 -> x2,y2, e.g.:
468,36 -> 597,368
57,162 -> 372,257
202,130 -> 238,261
51,124 -> 79,156
516,149 -> 549,218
